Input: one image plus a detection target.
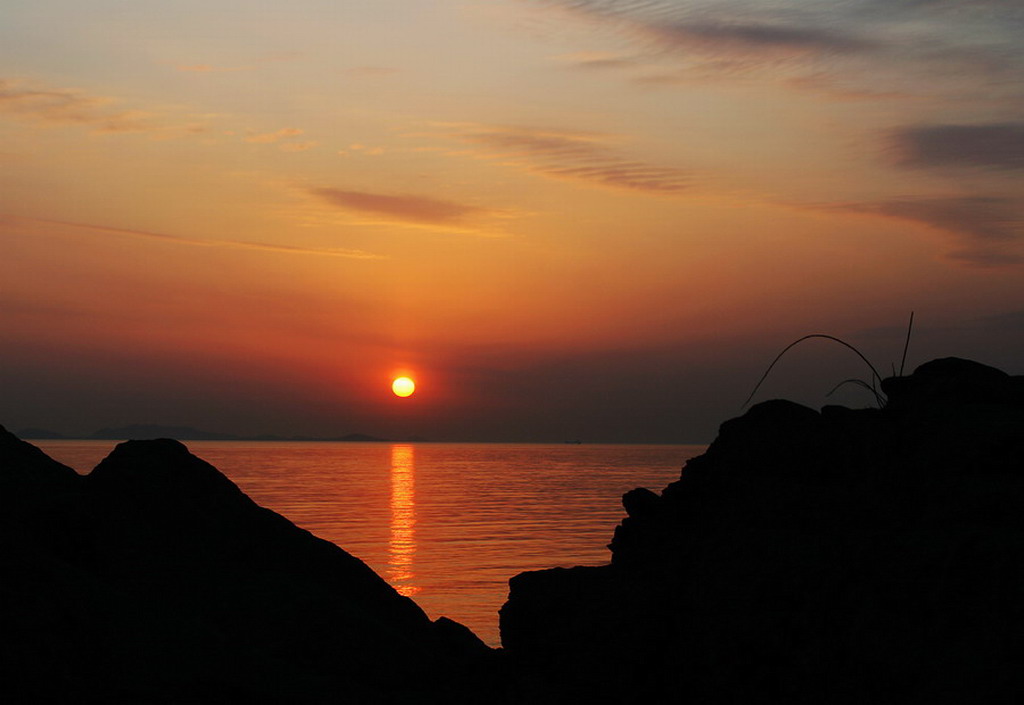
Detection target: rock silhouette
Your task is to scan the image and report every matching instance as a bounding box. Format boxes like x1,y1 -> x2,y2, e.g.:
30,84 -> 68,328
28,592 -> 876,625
500,358 -> 1024,703
0,431 -> 500,704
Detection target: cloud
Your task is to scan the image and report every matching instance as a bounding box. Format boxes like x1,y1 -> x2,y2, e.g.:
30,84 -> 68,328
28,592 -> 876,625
439,123 -> 689,194
946,248 -> 1024,267
544,1 -> 877,58
536,0 -> 1024,97
890,123 -> 1024,171
309,187 -> 492,225
1,79 -> 122,126
537,2 -> 896,95
644,20 -> 876,58
867,196 -> 1022,241
245,128 -> 305,144
786,73 -> 920,101
345,143 -> 386,155
31,218 -> 382,260
836,195 -> 1024,266
555,52 -> 640,71
0,78 -> 201,136
279,141 -> 318,152
243,128 -> 315,151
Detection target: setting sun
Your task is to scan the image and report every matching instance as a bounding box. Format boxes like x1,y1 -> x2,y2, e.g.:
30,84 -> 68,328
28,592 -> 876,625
391,377 -> 416,398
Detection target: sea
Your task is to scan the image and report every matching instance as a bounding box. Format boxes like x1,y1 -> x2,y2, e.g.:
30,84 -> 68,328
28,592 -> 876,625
34,440 -> 707,647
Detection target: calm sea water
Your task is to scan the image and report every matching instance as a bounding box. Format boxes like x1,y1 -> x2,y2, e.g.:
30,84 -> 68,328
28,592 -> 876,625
35,440 -> 706,647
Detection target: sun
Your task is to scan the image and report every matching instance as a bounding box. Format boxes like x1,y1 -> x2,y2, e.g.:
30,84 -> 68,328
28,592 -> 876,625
391,376 -> 416,398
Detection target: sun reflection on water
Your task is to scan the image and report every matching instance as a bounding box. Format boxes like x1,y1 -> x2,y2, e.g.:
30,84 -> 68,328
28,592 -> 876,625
388,444 -> 419,596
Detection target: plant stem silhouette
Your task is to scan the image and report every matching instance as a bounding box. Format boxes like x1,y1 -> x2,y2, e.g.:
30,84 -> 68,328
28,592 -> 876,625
743,334 -> 886,409
744,313 -> 916,409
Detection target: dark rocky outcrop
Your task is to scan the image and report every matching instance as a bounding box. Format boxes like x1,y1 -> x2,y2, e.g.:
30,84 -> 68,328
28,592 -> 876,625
0,429 -> 502,704
500,358 -> 1024,704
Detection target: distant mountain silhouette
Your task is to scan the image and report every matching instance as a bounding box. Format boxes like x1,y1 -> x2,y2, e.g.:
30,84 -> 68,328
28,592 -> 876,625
87,425 -> 397,442
15,424 -> 421,442
90,424 -> 241,440
14,427 -> 67,439
334,432 -> 388,442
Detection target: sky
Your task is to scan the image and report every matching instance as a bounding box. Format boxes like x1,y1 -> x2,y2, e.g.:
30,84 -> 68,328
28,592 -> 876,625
2,0 -> 1023,443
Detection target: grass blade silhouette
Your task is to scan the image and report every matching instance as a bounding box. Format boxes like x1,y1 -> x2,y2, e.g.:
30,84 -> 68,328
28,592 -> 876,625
899,311 -> 915,377
743,334 -> 886,409
827,378 -> 880,399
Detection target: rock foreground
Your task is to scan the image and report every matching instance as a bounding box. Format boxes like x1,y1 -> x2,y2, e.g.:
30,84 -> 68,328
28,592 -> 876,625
500,357 -> 1024,703
0,432 -> 499,703
3,357 -> 1024,704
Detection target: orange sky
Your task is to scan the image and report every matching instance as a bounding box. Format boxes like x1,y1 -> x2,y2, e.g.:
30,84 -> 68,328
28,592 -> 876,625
2,0 -> 1023,441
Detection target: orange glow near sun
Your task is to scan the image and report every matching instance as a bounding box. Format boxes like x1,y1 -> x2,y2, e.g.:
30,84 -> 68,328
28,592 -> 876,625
392,376 -> 416,398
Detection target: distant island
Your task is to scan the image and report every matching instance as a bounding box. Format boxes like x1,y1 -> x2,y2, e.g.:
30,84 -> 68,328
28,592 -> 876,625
13,427 -> 70,440
15,424 -> 425,443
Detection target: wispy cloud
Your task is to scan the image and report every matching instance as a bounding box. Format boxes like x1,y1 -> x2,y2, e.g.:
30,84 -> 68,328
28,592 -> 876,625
0,78 -> 205,136
945,248 -> 1024,267
1,77 -> 314,151
309,187 -> 494,226
644,19 -> 876,58
0,79 -> 142,130
438,123 -> 689,194
341,143 -> 386,156
554,52 -> 640,72
30,218 -> 382,260
785,73 -> 921,102
279,141 -> 318,152
542,1 -> 877,60
890,123 -> 1024,171
243,128 -> 317,151
537,0 -> 1024,98
834,195 -> 1024,267
245,127 -> 304,144
864,196 -> 1022,242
